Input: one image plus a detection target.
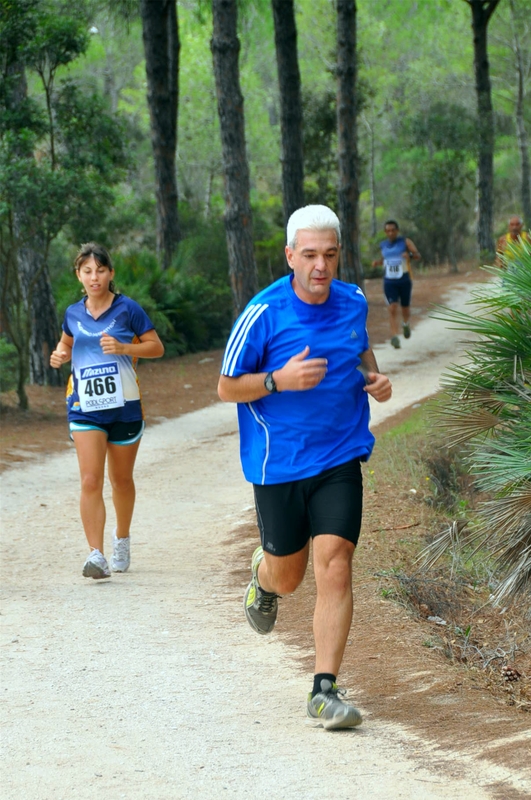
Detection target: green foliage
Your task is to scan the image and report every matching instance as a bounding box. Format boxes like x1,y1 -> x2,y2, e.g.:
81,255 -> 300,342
302,88 -> 337,207
0,335 -> 18,393
24,7 -> 89,77
429,242 -> 531,602
405,103 -> 476,266
102,249 -> 233,356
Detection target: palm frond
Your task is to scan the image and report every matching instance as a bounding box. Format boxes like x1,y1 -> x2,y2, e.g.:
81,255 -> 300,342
425,245 -> 531,604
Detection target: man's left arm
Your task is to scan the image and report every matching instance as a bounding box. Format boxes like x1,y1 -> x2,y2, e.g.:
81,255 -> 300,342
405,238 -> 421,261
359,349 -> 392,403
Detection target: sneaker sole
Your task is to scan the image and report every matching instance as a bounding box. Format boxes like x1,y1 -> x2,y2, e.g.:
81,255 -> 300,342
111,562 -> 130,573
307,706 -> 363,730
83,563 -> 110,579
251,546 -> 264,574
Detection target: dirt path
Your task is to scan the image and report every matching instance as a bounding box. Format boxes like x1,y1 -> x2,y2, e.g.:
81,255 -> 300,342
1,279 -> 530,799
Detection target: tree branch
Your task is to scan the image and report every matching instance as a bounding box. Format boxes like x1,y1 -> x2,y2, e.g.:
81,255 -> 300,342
485,0 -> 501,21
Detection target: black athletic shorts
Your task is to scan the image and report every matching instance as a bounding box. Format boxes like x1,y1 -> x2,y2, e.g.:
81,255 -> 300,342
69,419 -> 145,445
383,274 -> 412,307
253,458 -> 363,557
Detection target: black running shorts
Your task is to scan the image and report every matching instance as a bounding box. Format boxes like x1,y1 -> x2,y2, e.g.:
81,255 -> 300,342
383,274 -> 412,307
253,458 -> 363,557
69,419 -> 145,445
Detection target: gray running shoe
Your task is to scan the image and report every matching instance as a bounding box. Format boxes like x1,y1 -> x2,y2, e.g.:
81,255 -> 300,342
402,322 -> 411,339
111,530 -> 130,572
243,546 -> 278,635
83,549 -> 111,579
391,335 -> 401,349
307,679 -> 362,730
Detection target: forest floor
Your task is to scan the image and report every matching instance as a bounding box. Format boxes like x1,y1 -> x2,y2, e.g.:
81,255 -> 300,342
1,267 -> 530,799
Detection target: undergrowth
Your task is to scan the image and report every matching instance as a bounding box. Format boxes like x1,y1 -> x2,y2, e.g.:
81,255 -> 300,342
367,401 -> 530,711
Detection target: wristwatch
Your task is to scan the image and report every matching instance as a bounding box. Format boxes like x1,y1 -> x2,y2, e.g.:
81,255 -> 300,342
264,371 -> 278,393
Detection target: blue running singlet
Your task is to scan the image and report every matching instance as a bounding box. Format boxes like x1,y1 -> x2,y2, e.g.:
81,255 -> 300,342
62,294 -> 154,424
379,236 -> 410,279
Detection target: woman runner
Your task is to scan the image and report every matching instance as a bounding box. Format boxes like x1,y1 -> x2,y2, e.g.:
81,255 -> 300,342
50,243 -> 164,579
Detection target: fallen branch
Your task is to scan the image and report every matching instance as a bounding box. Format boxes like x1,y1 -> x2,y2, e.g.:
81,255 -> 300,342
371,521 -> 421,532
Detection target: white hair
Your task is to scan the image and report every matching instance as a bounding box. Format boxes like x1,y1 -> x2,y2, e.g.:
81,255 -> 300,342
286,205 -> 341,249
508,215 -> 523,225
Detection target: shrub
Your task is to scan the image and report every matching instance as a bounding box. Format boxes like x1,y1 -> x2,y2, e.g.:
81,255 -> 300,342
0,336 -> 18,393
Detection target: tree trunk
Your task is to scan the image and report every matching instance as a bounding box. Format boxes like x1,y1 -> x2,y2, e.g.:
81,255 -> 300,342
211,0 -> 258,316
18,246 -> 61,386
467,0 -> 501,256
271,0 -> 304,226
509,0 -> 531,229
3,61 -> 61,400
363,114 -> 377,237
140,0 -> 180,269
336,0 -> 363,289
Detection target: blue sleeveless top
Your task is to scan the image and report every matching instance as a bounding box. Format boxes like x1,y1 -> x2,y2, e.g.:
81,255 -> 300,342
380,236 -> 409,279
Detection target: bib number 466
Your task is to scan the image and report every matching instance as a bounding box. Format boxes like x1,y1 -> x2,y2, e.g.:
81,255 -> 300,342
78,361 -> 124,412
84,375 -> 117,397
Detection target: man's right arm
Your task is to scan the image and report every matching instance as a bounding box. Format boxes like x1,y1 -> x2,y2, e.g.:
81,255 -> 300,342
218,372 -> 270,403
218,345 -> 328,403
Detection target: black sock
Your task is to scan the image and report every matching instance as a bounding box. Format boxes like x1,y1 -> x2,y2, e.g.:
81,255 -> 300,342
312,673 -> 336,697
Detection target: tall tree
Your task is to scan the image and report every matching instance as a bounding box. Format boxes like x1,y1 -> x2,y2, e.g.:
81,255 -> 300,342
336,0 -> 363,288
508,0 -> 531,228
465,0 -> 501,256
211,0 -> 258,316
140,0 -> 180,269
271,0 -> 304,226
1,2 -> 130,408
1,2 -> 88,394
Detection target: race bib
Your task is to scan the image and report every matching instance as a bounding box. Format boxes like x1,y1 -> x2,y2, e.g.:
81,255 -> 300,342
78,362 -> 124,413
384,259 -> 404,279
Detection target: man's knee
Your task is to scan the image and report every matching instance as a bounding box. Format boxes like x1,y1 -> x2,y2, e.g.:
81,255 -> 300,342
262,553 -> 307,595
314,539 -> 354,590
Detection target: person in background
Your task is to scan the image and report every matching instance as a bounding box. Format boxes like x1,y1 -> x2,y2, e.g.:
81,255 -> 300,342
495,215 -> 529,267
372,220 -> 421,349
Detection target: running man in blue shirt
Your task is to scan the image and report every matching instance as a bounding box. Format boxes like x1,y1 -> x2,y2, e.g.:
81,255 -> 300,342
50,243 -> 164,579
372,219 -> 421,349
218,205 -> 392,729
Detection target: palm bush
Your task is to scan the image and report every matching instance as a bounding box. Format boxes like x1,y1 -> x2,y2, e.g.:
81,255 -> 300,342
427,239 -> 531,604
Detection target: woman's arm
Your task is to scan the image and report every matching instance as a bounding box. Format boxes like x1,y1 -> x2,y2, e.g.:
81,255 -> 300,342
100,329 -> 165,359
50,333 -> 74,368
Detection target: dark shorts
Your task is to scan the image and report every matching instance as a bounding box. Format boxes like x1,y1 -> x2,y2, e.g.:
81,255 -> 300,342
69,419 -> 145,445
253,458 -> 363,557
383,274 -> 412,307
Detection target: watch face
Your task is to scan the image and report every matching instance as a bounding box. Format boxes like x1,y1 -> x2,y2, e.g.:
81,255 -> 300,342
265,372 -> 277,393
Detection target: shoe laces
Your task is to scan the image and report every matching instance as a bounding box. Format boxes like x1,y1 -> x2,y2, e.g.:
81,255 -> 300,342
257,588 -> 278,613
114,536 -> 129,554
320,681 -> 347,700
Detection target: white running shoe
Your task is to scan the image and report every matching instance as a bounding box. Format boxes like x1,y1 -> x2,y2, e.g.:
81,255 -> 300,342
82,549 -> 111,579
111,530 -> 130,572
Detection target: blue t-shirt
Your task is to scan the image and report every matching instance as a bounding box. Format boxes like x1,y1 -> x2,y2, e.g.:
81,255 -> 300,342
63,294 -> 154,424
380,236 -> 409,280
221,275 -> 375,485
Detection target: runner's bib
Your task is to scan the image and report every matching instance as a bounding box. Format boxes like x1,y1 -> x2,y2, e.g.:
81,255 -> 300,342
384,258 -> 404,279
78,362 -> 125,413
